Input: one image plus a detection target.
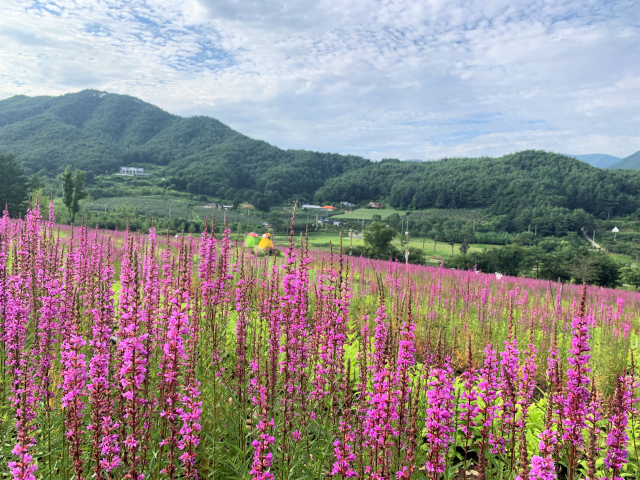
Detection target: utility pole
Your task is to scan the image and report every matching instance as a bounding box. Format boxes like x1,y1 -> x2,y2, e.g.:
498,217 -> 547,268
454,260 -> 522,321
405,231 -> 410,265
349,229 -> 353,255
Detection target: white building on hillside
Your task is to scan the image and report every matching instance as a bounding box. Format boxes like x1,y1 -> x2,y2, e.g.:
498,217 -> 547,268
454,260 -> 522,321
117,167 -> 150,177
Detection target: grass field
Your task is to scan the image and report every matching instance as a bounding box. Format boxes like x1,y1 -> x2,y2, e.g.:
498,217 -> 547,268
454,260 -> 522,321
331,208 -> 408,220
271,231 -> 495,261
331,207 -> 488,222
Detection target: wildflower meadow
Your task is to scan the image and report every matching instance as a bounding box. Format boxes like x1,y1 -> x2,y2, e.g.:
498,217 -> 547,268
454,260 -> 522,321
1,200 -> 640,480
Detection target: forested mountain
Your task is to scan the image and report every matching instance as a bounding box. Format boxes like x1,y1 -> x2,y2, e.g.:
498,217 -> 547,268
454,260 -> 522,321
314,151 -> 640,217
568,153 -> 620,168
609,151 -> 640,170
0,90 -> 368,201
1,90 -> 639,219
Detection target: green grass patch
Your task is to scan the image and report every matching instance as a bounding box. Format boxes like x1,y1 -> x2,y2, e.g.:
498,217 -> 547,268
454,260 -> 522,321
331,208 -> 408,220
272,232 -> 497,257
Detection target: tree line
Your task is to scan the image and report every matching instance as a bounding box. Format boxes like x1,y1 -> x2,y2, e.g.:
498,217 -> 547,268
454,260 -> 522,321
356,219 -> 640,289
315,151 -> 640,219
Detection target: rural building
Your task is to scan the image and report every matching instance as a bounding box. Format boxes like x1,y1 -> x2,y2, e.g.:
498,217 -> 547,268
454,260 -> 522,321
117,167 -> 150,177
301,204 -> 323,209
333,221 -> 346,226
202,203 -> 223,209
340,201 -> 354,207
368,202 -> 385,209
322,205 -> 336,210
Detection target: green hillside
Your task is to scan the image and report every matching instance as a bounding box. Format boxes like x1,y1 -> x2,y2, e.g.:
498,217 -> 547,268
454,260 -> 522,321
1,90 -> 639,220
0,90 -> 368,202
609,151 -> 640,170
314,152 -> 640,216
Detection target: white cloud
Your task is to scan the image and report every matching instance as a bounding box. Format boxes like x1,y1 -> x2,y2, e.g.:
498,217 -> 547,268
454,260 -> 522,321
0,0 -> 638,159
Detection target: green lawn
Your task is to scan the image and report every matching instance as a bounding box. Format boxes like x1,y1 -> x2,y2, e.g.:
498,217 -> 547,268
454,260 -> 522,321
271,231 -> 496,259
331,208 -> 408,220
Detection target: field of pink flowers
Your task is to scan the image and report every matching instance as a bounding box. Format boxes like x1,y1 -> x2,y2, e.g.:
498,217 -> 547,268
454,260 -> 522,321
1,201 -> 640,480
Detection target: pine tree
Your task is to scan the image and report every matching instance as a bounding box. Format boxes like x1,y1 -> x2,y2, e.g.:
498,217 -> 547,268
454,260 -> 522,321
60,166 -> 88,224
0,153 -> 28,217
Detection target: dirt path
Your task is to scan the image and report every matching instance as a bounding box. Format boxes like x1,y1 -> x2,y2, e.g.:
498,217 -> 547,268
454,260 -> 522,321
581,227 -> 601,249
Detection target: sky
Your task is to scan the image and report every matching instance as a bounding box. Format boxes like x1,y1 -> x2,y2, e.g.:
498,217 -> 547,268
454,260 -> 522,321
1,0 -> 639,160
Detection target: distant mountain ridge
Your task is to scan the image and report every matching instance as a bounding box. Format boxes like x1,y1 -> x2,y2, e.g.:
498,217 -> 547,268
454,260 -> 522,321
608,151 -> 640,170
566,153 -> 620,168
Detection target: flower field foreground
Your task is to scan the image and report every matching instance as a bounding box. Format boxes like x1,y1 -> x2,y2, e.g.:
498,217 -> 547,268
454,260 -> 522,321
1,203 -> 640,480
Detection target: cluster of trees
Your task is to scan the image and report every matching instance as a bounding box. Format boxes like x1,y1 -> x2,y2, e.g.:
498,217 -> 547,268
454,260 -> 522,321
316,151 -> 640,219
356,219 -> 639,289
352,222 -> 425,264
0,153 -> 29,217
344,206 -> 618,255
0,153 -> 47,217
59,166 -> 88,224
444,245 -> 625,288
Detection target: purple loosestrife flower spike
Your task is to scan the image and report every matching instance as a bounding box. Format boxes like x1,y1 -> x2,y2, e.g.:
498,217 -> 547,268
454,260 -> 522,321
604,373 -> 633,480
477,342 -> 499,480
459,338 -> 479,468
529,340 -> 560,480
87,242 -> 120,475
563,284 -> 591,480
424,354 -> 455,480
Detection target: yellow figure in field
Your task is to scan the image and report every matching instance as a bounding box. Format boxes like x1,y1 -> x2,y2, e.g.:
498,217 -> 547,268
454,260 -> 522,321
244,232 -> 274,255
257,233 -> 274,252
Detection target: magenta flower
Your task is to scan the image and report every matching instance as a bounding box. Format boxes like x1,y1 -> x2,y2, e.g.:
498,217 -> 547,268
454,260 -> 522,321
250,418 -> 276,480
331,421 -> 358,478
604,374 -> 633,479
424,356 -> 455,479
563,286 -> 591,480
529,342 -> 560,480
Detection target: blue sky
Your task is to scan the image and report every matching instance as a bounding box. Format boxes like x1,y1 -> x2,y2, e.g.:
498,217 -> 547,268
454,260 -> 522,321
1,0 -> 638,160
